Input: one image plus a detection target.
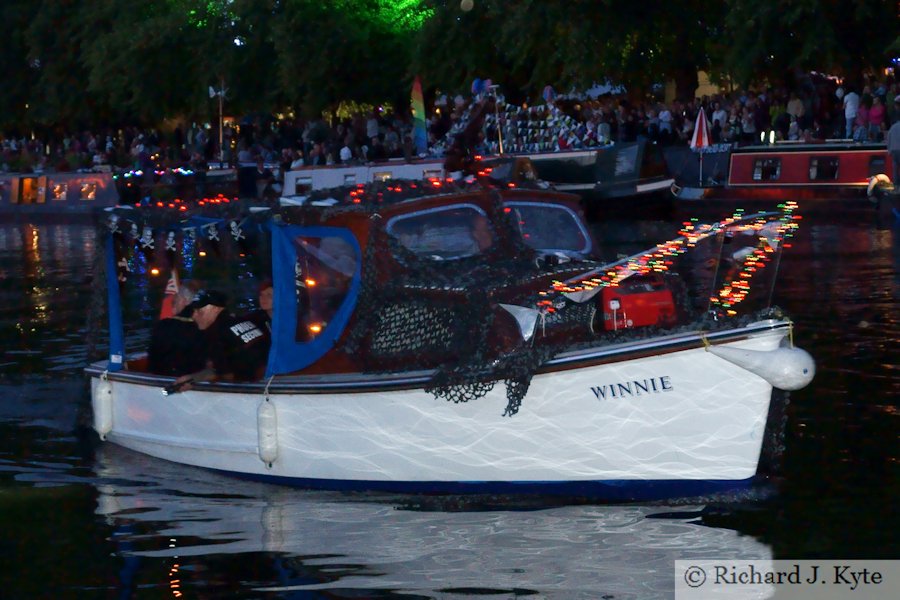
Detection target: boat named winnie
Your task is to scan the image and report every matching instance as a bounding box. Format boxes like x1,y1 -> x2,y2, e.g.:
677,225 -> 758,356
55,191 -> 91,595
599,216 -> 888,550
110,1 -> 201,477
86,177 -> 814,500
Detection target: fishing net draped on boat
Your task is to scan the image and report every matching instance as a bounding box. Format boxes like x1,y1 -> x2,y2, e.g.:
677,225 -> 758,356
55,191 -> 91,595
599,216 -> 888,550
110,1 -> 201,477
93,180 -> 800,417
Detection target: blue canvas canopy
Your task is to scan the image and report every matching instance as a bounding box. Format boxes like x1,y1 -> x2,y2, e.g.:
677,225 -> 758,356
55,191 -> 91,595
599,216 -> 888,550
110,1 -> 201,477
266,223 -> 362,377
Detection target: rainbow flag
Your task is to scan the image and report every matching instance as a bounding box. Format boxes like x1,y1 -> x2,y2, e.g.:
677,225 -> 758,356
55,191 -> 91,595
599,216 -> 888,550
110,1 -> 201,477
411,76 -> 427,156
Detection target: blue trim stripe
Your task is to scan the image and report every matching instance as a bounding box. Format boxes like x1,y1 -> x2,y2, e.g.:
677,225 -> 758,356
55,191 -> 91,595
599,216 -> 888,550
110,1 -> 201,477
210,470 -> 758,501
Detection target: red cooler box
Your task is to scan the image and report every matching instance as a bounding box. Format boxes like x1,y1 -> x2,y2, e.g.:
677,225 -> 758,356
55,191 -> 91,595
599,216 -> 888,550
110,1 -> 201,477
601,277 -> 677,331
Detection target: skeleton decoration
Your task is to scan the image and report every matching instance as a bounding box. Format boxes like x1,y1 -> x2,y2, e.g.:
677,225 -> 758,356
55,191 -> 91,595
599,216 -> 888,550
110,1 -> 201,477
229,220 -> 245,241
140,226 -> 155,250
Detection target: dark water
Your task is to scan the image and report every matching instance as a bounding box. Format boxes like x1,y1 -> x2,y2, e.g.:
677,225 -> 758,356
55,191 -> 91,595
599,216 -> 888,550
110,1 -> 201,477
0,210 -> 897,599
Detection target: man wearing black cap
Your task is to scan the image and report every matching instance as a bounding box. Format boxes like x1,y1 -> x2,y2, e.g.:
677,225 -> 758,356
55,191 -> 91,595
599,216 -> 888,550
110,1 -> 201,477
147,280 -> 206,376
172,289 -> 269,390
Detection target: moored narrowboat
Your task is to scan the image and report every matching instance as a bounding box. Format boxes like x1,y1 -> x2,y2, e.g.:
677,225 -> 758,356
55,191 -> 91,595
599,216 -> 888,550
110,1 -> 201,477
0,171 -> 119,222
669,141 -> 893,210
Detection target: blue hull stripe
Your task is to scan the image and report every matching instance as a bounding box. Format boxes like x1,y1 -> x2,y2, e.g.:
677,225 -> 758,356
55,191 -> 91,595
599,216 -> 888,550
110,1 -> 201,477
211,469 -> 757,501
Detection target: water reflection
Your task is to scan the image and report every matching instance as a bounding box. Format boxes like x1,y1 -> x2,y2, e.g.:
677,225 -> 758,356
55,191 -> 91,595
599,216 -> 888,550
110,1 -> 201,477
0,213 -> 895,596
0,224 -> 101,374
93,446 -> 771,598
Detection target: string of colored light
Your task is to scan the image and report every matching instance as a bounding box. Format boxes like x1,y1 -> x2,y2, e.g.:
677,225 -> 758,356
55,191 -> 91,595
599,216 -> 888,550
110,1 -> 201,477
708,202 -> 800,314
539,202 -> 800,314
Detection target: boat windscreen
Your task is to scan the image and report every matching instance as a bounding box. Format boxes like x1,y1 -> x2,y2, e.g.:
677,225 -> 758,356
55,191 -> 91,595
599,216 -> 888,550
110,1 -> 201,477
504,201 -> 592,257
386,203 -> 494,260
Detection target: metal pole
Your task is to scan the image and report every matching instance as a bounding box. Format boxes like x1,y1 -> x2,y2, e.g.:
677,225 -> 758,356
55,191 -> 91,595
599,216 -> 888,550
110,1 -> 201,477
219,77 -> 225,165
706,229 -> 727,316
765,230 -> 786,309
105,235 -> 125,372
699,151 -> 703,186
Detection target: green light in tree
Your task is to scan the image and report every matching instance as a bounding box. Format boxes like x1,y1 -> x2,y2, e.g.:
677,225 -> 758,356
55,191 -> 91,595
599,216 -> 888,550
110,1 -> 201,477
174,0 -> 237,29
374,0 -> 433,33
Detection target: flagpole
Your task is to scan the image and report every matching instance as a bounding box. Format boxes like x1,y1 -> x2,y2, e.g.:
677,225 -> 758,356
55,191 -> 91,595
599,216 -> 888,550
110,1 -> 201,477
693,108 -> 708,187
699,150 -> 703,186
218,76 -> 225,165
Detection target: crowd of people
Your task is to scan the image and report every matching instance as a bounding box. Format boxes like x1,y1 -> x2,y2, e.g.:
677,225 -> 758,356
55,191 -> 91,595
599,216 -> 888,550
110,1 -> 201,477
2,72 -> 900,180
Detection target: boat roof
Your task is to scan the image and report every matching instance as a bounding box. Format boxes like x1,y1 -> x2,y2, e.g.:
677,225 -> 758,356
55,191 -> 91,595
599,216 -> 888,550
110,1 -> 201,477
277,177 -> 581,224
732,141 -> 886,153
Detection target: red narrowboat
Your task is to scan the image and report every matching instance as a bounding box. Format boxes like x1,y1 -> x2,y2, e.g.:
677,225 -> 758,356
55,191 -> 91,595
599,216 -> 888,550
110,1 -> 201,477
669,141 -> 894,211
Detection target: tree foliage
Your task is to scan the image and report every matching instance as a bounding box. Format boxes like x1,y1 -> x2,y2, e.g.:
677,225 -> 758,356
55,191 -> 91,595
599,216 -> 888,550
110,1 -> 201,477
272,0 -> 431,114
413,0 -> 723,101
723,0 -> 898,87
0,0 -> 897,132
0,0 -> 40,132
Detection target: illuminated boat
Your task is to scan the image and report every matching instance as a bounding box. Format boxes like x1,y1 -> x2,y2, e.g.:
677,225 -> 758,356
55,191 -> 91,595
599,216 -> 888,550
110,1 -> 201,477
114,164 -> 239,207
667,141 -> 894,210
280,144 -> 671,218
281,157 -> 445,201
0,171 -> 119,222
86,179 -> 814,500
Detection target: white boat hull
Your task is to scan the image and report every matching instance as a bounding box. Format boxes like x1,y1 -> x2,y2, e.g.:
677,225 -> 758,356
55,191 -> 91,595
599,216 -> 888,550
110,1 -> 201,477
89,320 -> 799,498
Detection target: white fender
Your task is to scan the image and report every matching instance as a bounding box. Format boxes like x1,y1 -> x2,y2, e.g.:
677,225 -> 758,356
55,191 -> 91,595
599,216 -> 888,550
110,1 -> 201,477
93,378 -> 114,439
708,345 -> 815,391
867,173 -> 892,197
257,398 -> 278,465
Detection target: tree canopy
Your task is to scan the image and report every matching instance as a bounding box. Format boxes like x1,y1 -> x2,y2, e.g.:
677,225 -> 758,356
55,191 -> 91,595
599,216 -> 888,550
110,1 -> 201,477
0,0 -> 897,131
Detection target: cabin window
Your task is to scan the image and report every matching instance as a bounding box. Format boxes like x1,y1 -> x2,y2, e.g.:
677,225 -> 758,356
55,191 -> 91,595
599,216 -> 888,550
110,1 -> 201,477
293,234 -> 358,342
504,201 -> 592,257
51,183 -> 68,201
80,182 -> 97,201
518,161 -> 537,181
19,178 -> 40,205
387,204 -> 494,260
752,158 -> 781,181
372,171 -> 392,182
294,176 -> 312,195
486,161 -> 514,182
614,144 -> 640,176
869,156 -> 887,177
808,157 -> 839,181
343,174 -> 357,185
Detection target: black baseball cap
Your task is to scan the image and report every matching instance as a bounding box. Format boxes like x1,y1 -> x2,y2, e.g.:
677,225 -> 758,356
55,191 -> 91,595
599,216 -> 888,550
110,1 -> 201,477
189,290 -> 228,310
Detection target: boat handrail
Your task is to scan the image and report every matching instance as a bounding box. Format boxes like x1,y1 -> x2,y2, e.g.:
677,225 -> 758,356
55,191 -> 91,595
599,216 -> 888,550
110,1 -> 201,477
558,210 -> 786,287
86,318 -> 791,393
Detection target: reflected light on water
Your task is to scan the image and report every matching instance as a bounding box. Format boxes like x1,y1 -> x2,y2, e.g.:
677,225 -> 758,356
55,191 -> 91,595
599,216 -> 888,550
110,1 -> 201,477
92,445 -> 772,597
